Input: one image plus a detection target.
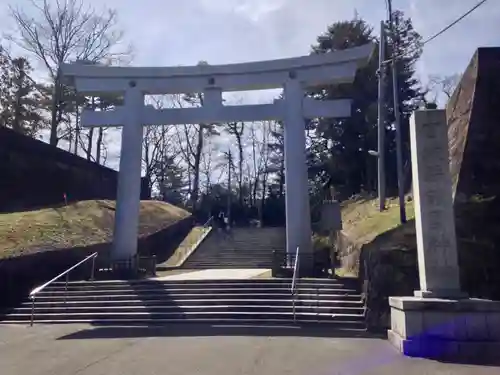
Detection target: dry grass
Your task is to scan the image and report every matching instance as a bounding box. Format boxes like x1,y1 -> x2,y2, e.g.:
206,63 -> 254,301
162,226 -> 210,267
341,196 -> 415,246
0,200 -> 190,259
312,196 -> 415,277
334,268 -> 357,278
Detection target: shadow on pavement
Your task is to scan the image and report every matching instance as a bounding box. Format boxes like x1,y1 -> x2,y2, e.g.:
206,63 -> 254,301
57,323 -> 386,340
56,324 -> 500,367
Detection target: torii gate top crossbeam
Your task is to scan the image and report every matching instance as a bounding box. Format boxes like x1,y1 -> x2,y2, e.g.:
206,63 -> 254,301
61,44 -> 374,95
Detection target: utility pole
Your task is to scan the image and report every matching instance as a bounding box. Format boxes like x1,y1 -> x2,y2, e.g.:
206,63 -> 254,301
387,0 -> 407,223
377,21 -> 387,212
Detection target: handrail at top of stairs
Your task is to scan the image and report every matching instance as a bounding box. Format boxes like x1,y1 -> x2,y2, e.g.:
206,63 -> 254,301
28,252 -> 98,326
291,246 -> 300,323
203,215 -> 214,228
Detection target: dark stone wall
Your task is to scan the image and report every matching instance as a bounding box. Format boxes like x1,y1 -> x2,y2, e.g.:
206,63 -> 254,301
336,221 -> 418,331
0,127 -> 150,212
447,47 -> 500,199
446,47 -> 500,300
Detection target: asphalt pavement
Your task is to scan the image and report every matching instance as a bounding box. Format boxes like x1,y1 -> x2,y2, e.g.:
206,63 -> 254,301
0,323 -> 498,375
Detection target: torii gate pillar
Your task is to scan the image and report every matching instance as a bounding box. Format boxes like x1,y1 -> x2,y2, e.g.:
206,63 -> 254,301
112,87 -> 144,260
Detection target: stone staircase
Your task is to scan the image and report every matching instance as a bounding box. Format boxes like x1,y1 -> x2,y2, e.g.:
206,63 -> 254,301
0,278 -> 365,329
182,227 -> 285,269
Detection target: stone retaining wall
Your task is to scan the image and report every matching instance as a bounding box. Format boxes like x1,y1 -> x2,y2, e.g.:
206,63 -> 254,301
336,221 -> 419,331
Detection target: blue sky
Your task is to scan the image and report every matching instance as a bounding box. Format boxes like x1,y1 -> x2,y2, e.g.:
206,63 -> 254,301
1,0 -> 499,170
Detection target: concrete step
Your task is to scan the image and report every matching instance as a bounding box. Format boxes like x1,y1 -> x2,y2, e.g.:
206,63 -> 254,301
46,279 -> 357,294
46,281 -> 351,291
18,298 -> 364,309
186,258 -> 273,261
190,245 -> 277,248
36,287 -> 360,297
190,253 -> 273,256
181,263 -> 273,267
1,318 -> 365,328
181,257 -> 273,260
192,247 -> 277,251
50,278 -> 350,286
31,293 -> 362,303
3,311 -> 365,322
189,256 -> 272,258
193,256 -> 272,259
181,261 -> 273,265
180,265 -> 273,269
12,305 -> 365,315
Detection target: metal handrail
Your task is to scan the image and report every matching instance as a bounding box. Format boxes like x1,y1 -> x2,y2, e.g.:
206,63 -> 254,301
291,246 -> 300,323
29,252 -> 98,326
203,215 -> 214,228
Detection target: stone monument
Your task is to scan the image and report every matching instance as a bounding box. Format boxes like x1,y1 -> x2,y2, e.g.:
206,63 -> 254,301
388,109 -> 500,361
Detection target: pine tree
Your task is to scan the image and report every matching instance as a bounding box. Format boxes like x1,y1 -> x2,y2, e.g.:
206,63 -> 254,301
384,10 -> 425,192
155,156 -> 188,206
308,12 -> 424,197
0,50 -> 47,137
266,120 -> 285,198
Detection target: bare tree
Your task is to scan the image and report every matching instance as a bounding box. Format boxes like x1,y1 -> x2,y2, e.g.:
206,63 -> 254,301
247,121 -> 261,205
183,94 -> 206,209
246,120 -> 274,219
142,95 -> 178,195
8,0 -> 131,146
175,88 -> 219,209
428,74 -> 461,102
226,121 -> 245,204
200,136 -> 215,194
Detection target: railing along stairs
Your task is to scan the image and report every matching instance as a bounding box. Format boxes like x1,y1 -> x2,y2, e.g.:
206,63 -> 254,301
28,252 -> 98,326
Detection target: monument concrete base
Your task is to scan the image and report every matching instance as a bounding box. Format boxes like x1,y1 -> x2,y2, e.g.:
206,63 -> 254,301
388,296 -> 500,361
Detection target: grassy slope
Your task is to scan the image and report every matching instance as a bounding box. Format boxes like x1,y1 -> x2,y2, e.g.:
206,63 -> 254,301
314,196 -> 416,278
0,200 -> 190,259
341,196 -> 415,246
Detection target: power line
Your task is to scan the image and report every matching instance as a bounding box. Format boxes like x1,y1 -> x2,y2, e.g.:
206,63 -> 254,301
383,0 -> 490,64
422,0 -> 489,45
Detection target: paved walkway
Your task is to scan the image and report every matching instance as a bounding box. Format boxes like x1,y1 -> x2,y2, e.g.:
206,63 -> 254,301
152,268 -> 269,281
0,323 -> 498,375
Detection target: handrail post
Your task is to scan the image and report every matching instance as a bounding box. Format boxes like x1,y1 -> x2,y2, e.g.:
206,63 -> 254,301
64,273 -> 69,308
90,255 -> 96,281
316,284 -> 319,315
30,297 -> 35,327
291,246 -> 300,324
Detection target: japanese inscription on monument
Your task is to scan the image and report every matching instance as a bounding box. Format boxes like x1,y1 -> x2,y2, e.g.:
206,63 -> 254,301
410,110 -> 462,297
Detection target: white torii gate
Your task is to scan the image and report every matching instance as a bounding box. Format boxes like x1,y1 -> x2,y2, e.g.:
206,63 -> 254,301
61,43 -> 374,271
